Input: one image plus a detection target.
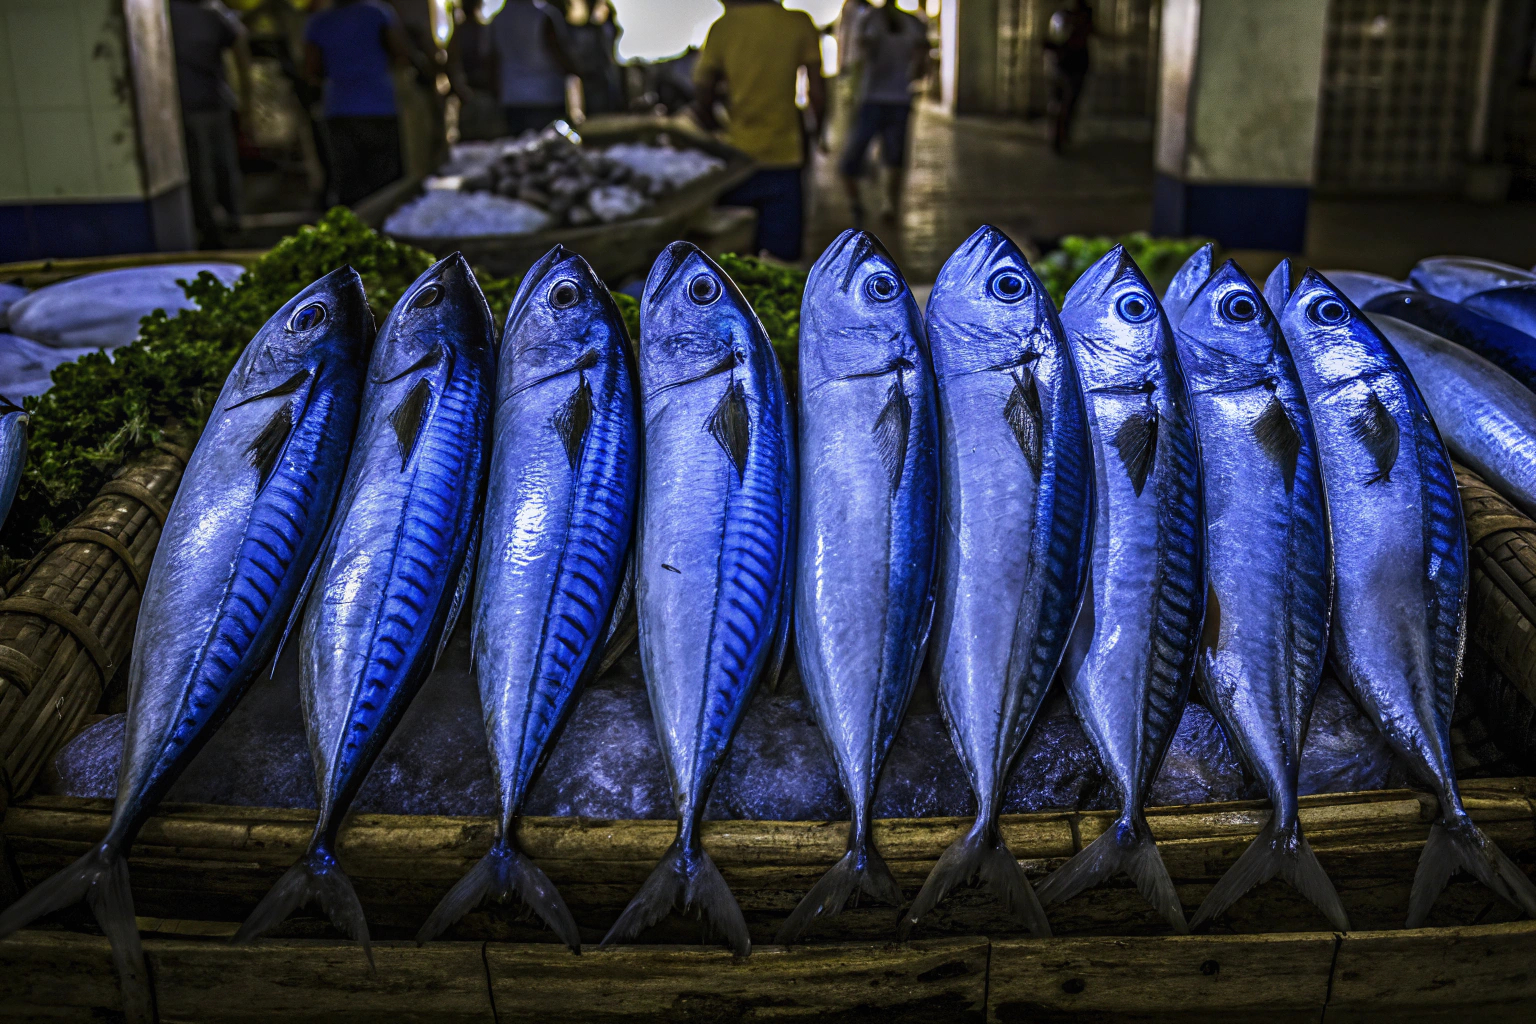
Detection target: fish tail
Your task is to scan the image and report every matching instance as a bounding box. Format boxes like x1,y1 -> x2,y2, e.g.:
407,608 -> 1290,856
1037,813 -> 1188,933
776,839 -> 902,944
600,831 -> 749,955
1190,815 -> 1350,932
0,842 -> 154,1024
233,844 -> 374,971
898,822 -> 1051,939
1408,809 -> 1536,928
416,839 -> 580,951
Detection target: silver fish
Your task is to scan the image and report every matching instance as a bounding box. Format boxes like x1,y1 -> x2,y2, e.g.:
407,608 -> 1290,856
1281,271 -> 1536,926
1173,261 -> 1348,931
0,395 -> 26,529
1369,312 -> 1536,521
1161,242 -> 1215,325
1408,255 -> 1536,302
901,225 -> 1093,938
0,268 -> 370,1022
1038,246 -> 1205,933
602,243 -> 795,955
1321,270 -> 1411,309
236,254 -> 495,958
778,231 -> 939,943
417,246 -> 639,950
1263,258 -> 1295,313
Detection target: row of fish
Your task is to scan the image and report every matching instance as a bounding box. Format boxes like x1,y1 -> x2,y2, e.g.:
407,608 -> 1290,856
3,233 -> 1536,1020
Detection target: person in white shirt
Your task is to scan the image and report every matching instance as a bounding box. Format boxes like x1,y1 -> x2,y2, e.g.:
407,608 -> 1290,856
837,2 -> 928,226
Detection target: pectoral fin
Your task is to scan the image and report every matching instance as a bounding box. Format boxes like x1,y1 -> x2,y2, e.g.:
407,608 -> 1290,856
872,379 -> 911,490
707,378 -> 750,479
391,379 -> 433,471
553,375 -> 593,471
1114,407 -> 1158,497
1350,391 -> 1399,485
1253,396 -> 1301,492
247,404 -> 294,487
1004,368 -> 1044,477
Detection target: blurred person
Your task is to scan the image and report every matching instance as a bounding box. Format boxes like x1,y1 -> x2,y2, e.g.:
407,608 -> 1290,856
491,0 -> 577,135
169,0 -> 254,248
305,0 -> 412,205
695,0 -> 825,263
567,0 -> 624,117
387,0 -> 450,175
447,0 -> 506,140
838,0 -> 927,226
829,0 -> 872,147
1044,0 -> 1093,153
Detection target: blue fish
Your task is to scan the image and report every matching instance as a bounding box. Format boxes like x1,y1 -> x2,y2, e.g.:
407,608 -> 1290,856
1362,289 -> 1536,394
1407,255 -> 1535,302
417,247 -> 639,950
778,231 -> 939,943
899,226 -> 1092,938
1172,262 -> 1347,931
1038,246 -> 1205,933
0,268 -> 370,1021
602,243 -> 795,955
1460,284 -> 1536,340
1160,242 -> 1214,325
1263,258 -> 1295,312
1281,271 -> 1536,926
0,395 -> 26,529
235,254 -> 495,958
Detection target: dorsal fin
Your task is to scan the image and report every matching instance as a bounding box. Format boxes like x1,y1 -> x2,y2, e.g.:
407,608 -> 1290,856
707,378 -> 750,479
1351,391 -> 1399,485
1003,368 -> 1044,477
552,375 -> 593,471
391,379 -> 433,471
247,404 -> 294,487
1114,406 -> 1159,496
1253,395 -> 1300,492
872,379 -> 911,490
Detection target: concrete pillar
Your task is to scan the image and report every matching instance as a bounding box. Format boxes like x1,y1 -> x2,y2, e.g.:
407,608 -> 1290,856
0,0 -> 194,262
941,0 -> 1000,115
1151,0 -> 1327,252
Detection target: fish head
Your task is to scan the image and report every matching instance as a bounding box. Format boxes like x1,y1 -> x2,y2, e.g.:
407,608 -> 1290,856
799,230 -> 923,391
224,265 -> 371,407
925,225 -> 1057,379
502,244 -> 627,395
1263,258 -> 1294,312
1160,242 -> 1213,325
1175,260 -> 1280,387
1059,244 -> 1170,391
370,252 -> 494,389
638,241 -> 765,400
1280,269 -> 1394,390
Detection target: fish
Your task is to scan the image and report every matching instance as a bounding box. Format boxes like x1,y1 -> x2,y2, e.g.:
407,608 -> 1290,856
1170,261 -> 1347,931
5,263 -> 246,349
0,268 -> 370,1022
1161,243 -> 1214,324
1263,259 -> 1295,312
0,394 -> 26,529
778,231 -> 940,943
234,254 -> 495,958
1407,255 -> 1536,302
1036,246 -> 1205,933
1362,289 -> 1536,394
1460,284 -> 1536,339
1366,312 -> 1536,522
1317,270 -> 1405,308
0,333 -> 101,400
897,225 -> 1092,938
601,242 -> 795,956
1280,271 -> 1536,927
415,247 -> 640,950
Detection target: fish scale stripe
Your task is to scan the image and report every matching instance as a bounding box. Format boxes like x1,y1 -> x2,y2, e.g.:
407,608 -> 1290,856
154,382 -> 344,781
1413,411 -> 1467,740
512,363 -> 634,797
1285,429 -> 1331,748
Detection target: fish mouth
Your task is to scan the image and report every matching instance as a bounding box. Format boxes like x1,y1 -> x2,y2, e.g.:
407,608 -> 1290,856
808,229 -> 897,295
505,347 -> 600,399
649,348 -> 740,394
504,245 -> 581,338
1063,245 -> 1149,312
832,355 -> 915,382
226,365 -> 317,409
645,241 -> 706,307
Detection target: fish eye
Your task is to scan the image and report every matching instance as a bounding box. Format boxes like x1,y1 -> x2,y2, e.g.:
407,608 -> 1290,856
1117,292 -> 1155,323
549,280 -> 582,309
688,274 -> 721,305
865,272 -> 902,303
989,270 -> 1030,302
1221,292 -> 1259,323
1309,296 -> 1350,326
411,283 -> 446,309
287,302 -> 327,332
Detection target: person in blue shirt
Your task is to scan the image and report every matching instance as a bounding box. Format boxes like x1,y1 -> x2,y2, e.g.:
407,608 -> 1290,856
491,0 -> 577,136
305,0 -> 413,206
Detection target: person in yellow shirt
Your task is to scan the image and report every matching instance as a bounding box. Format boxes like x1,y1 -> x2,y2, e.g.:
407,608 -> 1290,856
695,0 -> 826,262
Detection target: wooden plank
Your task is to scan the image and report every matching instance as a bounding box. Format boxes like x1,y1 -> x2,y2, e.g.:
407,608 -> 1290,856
987,931 -> 1338,1024
485,937 -> 990,1023
0,930 -> 124,1022
1324,920 -> 1536,1024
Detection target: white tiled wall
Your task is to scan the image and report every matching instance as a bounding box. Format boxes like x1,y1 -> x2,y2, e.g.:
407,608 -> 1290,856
0,0 -> 145,202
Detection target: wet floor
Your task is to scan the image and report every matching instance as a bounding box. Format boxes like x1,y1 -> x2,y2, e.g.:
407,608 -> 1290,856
806,103 -> 1536,285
